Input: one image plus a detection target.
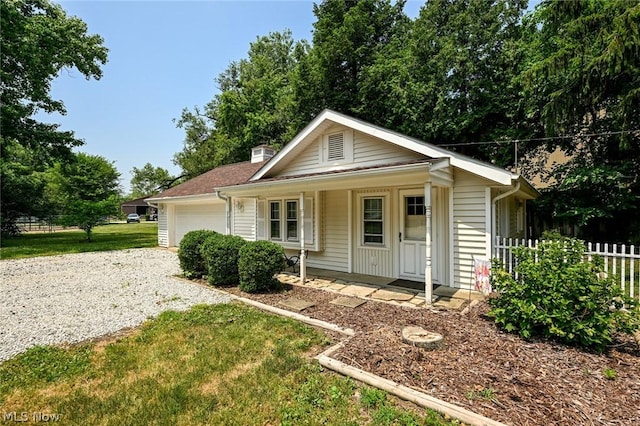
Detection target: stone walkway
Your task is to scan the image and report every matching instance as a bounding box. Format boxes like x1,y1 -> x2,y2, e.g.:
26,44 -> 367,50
276,272 -> 484,310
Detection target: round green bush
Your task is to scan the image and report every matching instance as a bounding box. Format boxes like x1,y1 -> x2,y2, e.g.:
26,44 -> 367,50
178,229 -> 219,278
201,234 -> 247,286
238,241 -> 285,293
488,235 -> 639,352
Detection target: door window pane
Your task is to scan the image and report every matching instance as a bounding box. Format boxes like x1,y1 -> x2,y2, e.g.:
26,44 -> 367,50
405,196 -> 426,240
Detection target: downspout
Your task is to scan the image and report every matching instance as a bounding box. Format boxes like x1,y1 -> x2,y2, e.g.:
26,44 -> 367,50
490,180 -> 520,256
215,191 -> 231,235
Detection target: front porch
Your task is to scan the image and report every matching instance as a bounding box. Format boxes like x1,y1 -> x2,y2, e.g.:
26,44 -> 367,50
277,267 -> 483,310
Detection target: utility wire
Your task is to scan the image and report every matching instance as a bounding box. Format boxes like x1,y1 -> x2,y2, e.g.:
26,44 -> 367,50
435,130 -> 639,147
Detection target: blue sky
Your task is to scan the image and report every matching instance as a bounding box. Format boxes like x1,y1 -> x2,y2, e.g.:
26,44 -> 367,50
41,0 -> 424,193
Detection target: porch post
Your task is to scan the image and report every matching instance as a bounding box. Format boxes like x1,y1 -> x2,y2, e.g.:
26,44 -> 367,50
299,192 -> 306,283
424,182 -> 433,305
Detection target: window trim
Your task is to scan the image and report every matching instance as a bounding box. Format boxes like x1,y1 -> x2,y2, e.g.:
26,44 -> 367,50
268,199 -> 299,243
269,200 -> 282,241
358,193 -> 389,249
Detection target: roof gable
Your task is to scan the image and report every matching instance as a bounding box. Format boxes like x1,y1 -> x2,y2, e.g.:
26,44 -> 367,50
251,109 -> 516,186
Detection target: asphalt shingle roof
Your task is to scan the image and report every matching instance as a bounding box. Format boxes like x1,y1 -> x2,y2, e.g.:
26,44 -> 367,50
151,161 -> 266,199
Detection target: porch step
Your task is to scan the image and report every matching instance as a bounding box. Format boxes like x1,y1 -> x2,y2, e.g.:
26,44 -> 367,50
433,286 -> 484,301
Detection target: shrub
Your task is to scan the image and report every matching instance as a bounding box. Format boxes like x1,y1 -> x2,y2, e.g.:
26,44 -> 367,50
201,234 -> 247,286
178,230 -> 219,278
238,241 -> 285,293
488,235 -> 639,352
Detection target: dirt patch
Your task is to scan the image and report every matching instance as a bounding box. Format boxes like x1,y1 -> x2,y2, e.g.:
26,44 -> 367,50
224,284 -> 640,426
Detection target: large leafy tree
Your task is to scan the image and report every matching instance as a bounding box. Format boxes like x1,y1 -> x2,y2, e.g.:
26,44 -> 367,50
523,0 -> 640,240
129,163 -> 175,199
409,0 -> 530,164
0,0 -> 108,231
293,0 -> 409,122
52,153 -> 121,241
174,30 -> 305,177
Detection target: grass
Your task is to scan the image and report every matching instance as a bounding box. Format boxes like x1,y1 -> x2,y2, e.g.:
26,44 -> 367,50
0,304 -> 456,426
0,223 -> 158,260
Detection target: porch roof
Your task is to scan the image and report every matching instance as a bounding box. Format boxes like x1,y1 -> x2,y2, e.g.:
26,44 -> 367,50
217,158 -> 448,196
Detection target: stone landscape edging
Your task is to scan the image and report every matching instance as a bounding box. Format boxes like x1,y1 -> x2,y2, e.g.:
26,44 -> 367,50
230,294 -> 507,426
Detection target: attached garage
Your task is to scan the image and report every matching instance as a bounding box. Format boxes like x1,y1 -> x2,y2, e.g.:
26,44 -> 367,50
174,203 -> 226,244
146,159 -> 268,248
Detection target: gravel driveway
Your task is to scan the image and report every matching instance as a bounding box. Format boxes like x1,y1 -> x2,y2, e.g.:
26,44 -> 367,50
0,248 -> 231,363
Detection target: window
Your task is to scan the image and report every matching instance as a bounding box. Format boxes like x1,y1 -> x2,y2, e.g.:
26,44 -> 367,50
270,200 -> 299,242
286,200 -> 298,241
363,197 -> 384,245
259,197 -> 315,248
270,201 -> 281,240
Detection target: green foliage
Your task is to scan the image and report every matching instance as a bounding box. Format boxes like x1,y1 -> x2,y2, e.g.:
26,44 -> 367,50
178,230 -> 219,278
200,233 -> 247,286
603,368 -> 617,380
489,236 -> 640,351
360,386 -> 388,409
173,30 -> 304,178
522,0 -> 640,239
52,153 -> 121,241
130,162 -> 175,198
0,0 -> 108,231
238,240 -> 285,293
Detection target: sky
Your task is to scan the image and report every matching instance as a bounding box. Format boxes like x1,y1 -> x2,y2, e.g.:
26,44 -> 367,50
40,0 -> 425,193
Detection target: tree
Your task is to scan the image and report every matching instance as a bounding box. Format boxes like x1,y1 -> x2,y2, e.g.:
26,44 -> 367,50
0,0 -> 108,230
293,0 -> 409,121
174,30 -> 305,178
129,163 -> 175,198
54,153 -> 121,241
409,0 -> 530,164
522,0 -> 640,240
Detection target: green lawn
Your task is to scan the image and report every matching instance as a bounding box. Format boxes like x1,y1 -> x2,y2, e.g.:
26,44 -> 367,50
0,223 -> 158,260
0,304 -> 456,426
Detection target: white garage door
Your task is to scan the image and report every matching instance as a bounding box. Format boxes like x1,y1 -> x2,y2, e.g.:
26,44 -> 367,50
175,203 -> 226,244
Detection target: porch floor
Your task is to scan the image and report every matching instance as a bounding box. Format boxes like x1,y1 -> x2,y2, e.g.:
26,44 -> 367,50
277,267 -> 484,310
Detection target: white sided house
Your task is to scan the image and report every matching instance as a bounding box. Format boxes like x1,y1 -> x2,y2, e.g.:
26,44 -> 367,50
148,110 -> 538,300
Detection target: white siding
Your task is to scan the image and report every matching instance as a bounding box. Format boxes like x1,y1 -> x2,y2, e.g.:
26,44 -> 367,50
452,172 -> 489,289
158,203 -> 169,247
274,125 -> 424,178
174,203 -> 226,244
353,131 -> 422,166
232,198 -> 256,240
306,190 -> 349,272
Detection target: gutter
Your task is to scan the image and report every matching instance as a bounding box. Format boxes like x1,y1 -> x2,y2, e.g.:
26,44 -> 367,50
490,181 -> 521,255
215,190 -> 231,235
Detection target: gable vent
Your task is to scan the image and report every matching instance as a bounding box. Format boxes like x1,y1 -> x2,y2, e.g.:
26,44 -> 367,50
327,133 -> 344,161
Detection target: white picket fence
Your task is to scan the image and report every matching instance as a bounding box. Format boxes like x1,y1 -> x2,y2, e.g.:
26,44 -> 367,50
493,237 -> 639,303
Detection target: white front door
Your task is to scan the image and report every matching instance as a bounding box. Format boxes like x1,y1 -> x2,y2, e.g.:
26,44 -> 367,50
399,190 -> 426,281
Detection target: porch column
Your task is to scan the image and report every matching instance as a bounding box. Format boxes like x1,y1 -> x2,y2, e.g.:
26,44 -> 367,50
299,192 -> 306,283
424,182 -> 433,305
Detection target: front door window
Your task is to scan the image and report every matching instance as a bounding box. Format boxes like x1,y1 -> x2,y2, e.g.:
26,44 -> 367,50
404,196 -> 425,240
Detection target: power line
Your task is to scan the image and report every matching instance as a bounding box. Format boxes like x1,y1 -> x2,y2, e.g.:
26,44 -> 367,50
435,130 -> 639,148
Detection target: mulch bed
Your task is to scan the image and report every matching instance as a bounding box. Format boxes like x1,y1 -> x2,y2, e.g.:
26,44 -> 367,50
222,284 -> 640,426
